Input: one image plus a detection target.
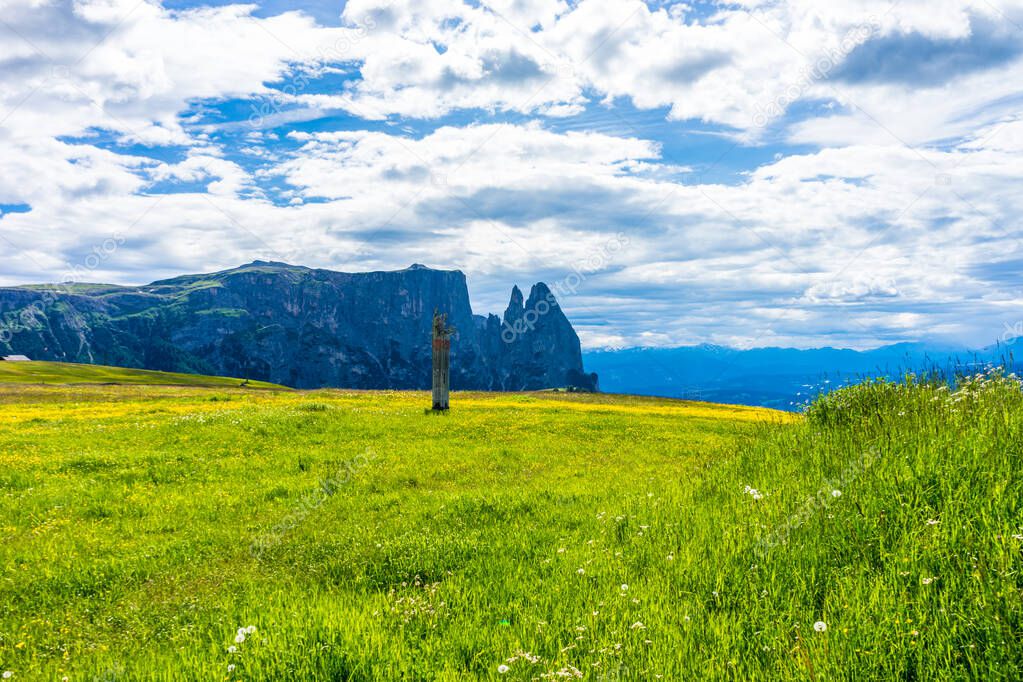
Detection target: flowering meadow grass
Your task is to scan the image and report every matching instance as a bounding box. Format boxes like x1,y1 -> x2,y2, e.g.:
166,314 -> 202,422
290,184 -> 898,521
0,371 -> 1020,680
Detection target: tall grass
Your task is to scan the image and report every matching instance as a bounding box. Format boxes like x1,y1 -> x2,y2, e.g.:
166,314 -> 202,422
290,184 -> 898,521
0,375 -> 1019,680
729,368 -> 1023,680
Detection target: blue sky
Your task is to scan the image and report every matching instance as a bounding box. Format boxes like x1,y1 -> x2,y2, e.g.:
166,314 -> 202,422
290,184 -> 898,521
0,0 -> 1021,349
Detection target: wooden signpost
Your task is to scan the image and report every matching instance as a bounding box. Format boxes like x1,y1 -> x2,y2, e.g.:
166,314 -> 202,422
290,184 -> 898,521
431,311 -> 454,411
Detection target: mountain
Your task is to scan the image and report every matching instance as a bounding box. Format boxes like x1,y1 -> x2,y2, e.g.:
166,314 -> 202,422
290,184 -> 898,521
584,342 -> 1019,410
0,261 -> 598,391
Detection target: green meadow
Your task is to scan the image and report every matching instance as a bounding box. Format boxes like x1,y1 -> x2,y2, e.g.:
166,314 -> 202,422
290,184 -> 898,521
0,364 -> 1020,680
0,361 -> 282,389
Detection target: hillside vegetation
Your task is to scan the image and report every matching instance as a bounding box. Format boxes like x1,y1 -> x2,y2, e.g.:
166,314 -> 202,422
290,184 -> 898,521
0,360 -> 284,389
0,369 -> 1019,680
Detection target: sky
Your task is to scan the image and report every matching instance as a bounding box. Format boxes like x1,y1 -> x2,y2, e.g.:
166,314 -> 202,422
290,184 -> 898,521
0,0 -> 1021,350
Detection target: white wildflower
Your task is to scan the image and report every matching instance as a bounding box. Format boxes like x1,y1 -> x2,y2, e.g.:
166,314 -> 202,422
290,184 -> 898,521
245,625 -> 256,634
630,622 -> 646,630
620,584 -> 628,592
498,664 -> 510,674
831,490 -> 841,498
235,633 -> 245,644
227,664 -> 236,673
228,645 -> 237,654
576,568 -> 585,575
926,519 -> 939,526
3,672 -> 12,680
813,621 -> 827,632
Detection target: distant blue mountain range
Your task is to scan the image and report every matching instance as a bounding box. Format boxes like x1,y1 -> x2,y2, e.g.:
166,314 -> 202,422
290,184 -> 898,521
583,343 -> 1021,410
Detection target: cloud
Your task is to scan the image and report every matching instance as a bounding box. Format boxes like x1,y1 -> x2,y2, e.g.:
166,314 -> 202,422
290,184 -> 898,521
278,123 -> 661,197
832,14 -> 1023,86
0,0 -> 349,142
802,278 -> 901,303
7,112 -> 1020,349
1,0 -> 1022,352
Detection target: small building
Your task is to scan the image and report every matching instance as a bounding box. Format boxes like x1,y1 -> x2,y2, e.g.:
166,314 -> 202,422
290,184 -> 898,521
1,355 -> 31,362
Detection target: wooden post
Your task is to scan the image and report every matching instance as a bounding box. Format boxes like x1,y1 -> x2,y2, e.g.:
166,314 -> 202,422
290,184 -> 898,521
431,311 -> 454,411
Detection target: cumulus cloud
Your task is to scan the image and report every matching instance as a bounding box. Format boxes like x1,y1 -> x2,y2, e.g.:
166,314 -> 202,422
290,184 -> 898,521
0,0 -> 1021,350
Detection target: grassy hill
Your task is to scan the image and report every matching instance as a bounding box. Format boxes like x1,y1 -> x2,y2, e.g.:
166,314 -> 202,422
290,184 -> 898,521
0,373 -> 1019,679
0,360 -> 285,389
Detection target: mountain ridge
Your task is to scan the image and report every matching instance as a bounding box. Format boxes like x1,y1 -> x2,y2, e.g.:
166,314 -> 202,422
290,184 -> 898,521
0,262 -> 598,392
584,341 -> 1018,409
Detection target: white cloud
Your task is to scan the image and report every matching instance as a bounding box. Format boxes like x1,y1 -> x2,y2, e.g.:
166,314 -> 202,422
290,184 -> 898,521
279,123 -> 660,198
0,1 -> 350,142
1,0 -> 1021,350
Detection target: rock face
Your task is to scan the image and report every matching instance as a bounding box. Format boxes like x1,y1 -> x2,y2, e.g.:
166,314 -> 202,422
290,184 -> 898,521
0,262 -> 598,391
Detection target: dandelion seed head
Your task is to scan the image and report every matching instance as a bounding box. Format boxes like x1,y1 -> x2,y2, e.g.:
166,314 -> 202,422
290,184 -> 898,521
813,621 -> 827,632
497,664 -> 510,674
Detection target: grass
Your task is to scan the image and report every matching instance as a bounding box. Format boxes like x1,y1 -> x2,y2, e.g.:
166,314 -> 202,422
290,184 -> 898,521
0,366 -> 1019,680
0,361 -> 284,389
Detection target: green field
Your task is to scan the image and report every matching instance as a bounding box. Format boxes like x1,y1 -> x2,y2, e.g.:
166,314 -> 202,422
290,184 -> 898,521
0,361 -> 284,389
0,366 -> 1020,680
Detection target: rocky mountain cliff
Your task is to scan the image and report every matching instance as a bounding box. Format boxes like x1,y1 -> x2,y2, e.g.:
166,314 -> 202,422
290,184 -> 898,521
0,262 -> 598,391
